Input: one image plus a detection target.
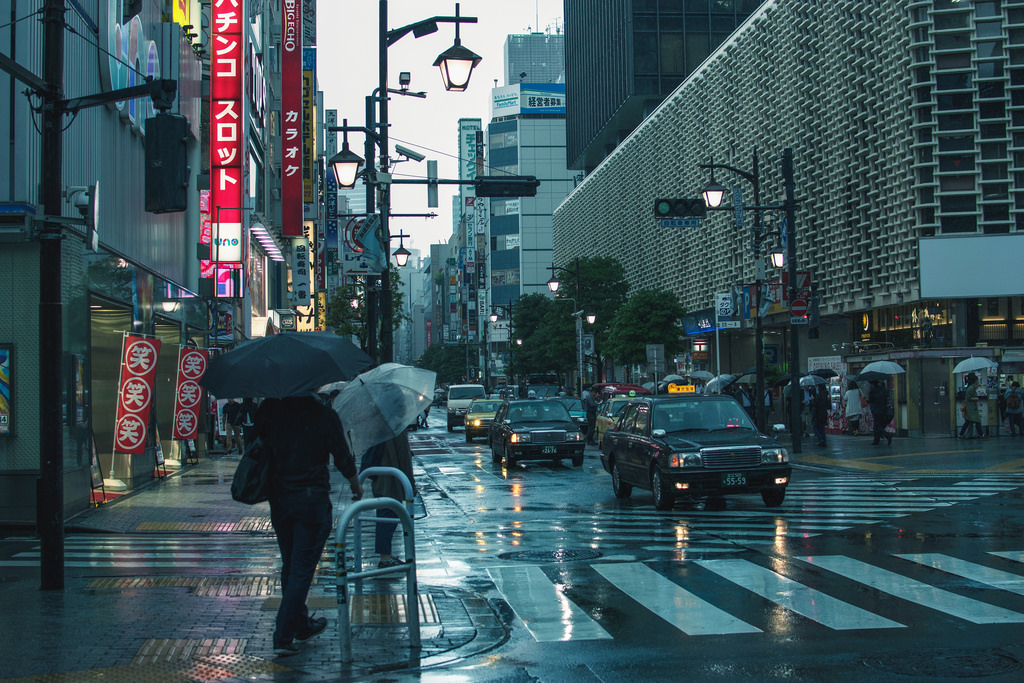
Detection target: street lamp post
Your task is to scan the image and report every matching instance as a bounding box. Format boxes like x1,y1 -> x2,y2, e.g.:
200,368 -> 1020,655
330,2 -> 480,364
699,148 -> 802,454
548,259 -> 594,395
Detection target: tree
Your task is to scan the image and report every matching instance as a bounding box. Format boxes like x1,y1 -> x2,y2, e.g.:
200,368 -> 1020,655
605,289 -> 686,366
549,256 -> 629,382
416,343 -> 470,385
324,271 -> 409,352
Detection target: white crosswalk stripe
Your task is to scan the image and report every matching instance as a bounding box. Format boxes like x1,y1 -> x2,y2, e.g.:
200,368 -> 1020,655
488,551 -> 1024,641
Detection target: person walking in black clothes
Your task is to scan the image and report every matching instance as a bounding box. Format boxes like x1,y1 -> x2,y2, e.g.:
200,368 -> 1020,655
810,385 -> 830,447
222,398 -> 244,453
868,380 -> 893,446
255,396 -> 363,657
583,387 -> 599,445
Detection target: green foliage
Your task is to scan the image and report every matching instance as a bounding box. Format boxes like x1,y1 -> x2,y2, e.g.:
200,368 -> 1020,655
606,289 -> 686,365
416,343 -> 470,385
323,271 -> 408,352
549,256 -> 629,376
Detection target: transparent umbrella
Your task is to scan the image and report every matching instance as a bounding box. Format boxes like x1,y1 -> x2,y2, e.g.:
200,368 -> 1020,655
952,357 -> 997,374
333,363 -> 437,455
705,374 -> 737,394
689,370 -> 714,381
799,374 -> 828,387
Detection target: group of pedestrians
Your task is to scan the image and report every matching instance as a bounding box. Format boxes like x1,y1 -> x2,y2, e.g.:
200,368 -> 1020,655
807,379 -> 893,448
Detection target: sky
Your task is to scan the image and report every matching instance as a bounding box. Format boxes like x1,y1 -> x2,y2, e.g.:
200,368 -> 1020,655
316,0 -> 565,258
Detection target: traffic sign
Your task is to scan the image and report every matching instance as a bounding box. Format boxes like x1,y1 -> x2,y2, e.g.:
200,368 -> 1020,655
791,316 -> 808,325
659,218 -> 701,228
791,299 -> 808,316
718,320 -> 741,329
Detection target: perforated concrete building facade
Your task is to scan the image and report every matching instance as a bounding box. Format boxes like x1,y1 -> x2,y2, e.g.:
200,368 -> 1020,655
554,0 -> 1024,331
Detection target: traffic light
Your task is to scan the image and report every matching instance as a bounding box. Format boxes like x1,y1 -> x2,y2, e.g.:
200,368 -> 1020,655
145,113 -> 190,214
474,175 -> 540,197
654,197 -> 706,219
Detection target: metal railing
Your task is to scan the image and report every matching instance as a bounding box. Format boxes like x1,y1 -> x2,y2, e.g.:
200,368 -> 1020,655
334,466 -> 418,663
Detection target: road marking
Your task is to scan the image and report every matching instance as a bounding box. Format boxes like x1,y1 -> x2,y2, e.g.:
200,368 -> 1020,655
696,558 -> 904,630
593,562 -> 761,635
487,565 -> 612,642
794,455 -> 898,471
799,555 -> 1024,624
896,554 -> 1024,596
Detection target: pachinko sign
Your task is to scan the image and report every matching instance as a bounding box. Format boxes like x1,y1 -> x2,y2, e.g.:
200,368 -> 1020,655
211,0 -> 246,263
172,347 -> 208,440
281,0 -> 303,236
113,335 -> 162,455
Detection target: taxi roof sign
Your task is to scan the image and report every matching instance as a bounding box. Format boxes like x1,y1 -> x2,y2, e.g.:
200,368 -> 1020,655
667,383 -> 696,393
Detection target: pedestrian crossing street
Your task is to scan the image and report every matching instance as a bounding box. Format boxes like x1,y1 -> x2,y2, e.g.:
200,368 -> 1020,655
486,550 -> 1024,642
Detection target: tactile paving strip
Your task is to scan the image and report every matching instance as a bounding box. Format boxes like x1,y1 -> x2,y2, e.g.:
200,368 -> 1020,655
261,593 -> 440,624
134,517 -> 272,532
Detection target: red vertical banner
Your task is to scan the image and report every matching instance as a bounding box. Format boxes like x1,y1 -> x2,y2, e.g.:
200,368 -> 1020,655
172,347 -> 209,439
211,0 -> 246,262
281,0 -> 303,236
113,335 -> 163,455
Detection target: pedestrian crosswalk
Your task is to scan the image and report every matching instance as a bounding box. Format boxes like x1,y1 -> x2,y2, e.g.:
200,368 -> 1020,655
0,534 -> 284,571
487,550 -> 1024,642
413,475 -> 1024,561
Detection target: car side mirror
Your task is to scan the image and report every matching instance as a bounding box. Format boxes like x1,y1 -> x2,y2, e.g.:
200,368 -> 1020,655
652,428 -> 666,438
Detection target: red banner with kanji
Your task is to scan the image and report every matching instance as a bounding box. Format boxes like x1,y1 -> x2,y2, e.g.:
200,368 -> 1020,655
172,347 -> 208,439
113,335 -> 162,454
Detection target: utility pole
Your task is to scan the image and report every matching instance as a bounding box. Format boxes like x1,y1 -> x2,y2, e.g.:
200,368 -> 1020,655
39,0 -> 66,590
783,148 -> 802,455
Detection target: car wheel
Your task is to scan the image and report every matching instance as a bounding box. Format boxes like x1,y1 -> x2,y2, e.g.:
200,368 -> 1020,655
651,467 -> 674,510
611,461 -> 632,498
572,454 -> 584,467
465,430 -> 473,443
504,443 -> 516,468
762,488 -> 786,507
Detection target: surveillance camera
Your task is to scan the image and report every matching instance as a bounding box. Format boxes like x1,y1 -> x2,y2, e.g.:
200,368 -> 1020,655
395,144 -> 425,162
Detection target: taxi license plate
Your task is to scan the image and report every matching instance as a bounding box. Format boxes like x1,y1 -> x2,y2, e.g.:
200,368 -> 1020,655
722,472 -> 746,487
542,446 -> 557,455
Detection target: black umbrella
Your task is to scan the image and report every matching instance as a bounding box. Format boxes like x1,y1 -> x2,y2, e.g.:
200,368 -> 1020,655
773,374 -> 793,387
810,369 -> 838,379
855,370 -> 890,383
201,332 -> 373,399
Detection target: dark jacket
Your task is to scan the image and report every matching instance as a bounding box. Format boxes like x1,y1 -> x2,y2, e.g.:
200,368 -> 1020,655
811,389 -> 830,422
255,396 -> 357,497
223,399 -> 243,426
365,432 -> 416,502
868,383 -> 890,417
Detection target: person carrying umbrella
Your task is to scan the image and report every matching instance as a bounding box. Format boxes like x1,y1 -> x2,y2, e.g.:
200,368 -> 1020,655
844,380 -> 865,435
361,431 -> 416,569
958,373 -> 985,440
868,380 -> 893,446
255,396 -> 364,656
1004,381 -> 1023,437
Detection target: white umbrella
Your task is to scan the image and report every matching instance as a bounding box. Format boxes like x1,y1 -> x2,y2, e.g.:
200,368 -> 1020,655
662,374 -> 685,383
860,360 -> 905,375
952,357 -> 997,374
799,374 -> 827,387
705,374 -> 737,394
333,363 -> 436,455
689,370 -> 714,381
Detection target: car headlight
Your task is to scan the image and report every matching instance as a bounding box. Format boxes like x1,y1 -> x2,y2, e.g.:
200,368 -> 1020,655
761,447 -> 789,464
668,452 -> 702,468
566,431 -> 584,442
510,432 -> 531,443
471,418 -> 481,427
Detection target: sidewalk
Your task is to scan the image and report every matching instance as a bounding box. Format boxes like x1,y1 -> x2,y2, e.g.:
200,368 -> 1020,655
778,429 -> 1024,476
0,447 -> 506,682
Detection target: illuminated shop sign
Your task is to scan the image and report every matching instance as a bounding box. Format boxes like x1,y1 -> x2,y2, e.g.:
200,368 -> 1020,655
281,0 -> 303,236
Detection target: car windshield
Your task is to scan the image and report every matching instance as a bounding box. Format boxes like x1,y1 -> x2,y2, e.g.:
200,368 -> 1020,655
449,387 -> 485,400
652,400 -> 755,433
507,402 -> 572,423
559,398 -> 583,411
470,401 -> 500,413
609,400 -> 629,416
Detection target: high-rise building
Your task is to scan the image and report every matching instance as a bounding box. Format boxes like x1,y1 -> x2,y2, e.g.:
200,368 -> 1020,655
504,31 -> 565,84
564,0 -> 759,173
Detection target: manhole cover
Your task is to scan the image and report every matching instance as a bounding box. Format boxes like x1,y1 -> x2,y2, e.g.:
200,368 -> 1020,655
864,649 -> 1021,677
497,549 -> 602,563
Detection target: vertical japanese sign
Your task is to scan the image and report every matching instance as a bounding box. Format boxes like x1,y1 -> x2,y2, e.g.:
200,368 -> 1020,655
211,0 -> 245,263
324,110 -> 339,293
291,237 -> 311,308
172,347 -> 208,440
281,0 -> 303,236
0,344 -> 11,436
302,48 -> 316,206
113,335 -> 162,455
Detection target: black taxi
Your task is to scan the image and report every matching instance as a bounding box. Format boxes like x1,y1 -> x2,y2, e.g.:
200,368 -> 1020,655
488,399 -> 586,467
600,394 -> 791,510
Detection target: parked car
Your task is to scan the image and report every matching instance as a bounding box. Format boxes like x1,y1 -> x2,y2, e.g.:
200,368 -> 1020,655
488,399 -> 586,467
464,399 -> 502,442
447,384 -> 487,431
594,396 -> 632,446
600,394 -> 791,510
553,396 -> 588,431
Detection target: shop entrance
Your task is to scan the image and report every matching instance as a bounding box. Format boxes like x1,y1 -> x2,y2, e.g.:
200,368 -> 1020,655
918,358 -> 951,436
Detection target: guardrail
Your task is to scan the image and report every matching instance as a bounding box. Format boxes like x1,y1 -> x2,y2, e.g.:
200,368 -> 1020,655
334,466 -> 418,663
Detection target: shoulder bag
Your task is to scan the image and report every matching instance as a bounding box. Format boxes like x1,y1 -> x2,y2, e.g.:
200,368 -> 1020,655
231,437 -> 273,504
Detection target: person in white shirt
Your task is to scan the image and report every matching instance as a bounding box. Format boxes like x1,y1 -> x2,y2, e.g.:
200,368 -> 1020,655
844,380 -> 864,435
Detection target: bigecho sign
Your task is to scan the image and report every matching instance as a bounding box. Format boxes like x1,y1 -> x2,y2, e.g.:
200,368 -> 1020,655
113,334 -> 162,454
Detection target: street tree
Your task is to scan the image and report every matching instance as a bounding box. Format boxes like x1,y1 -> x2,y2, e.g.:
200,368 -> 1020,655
415,343 -> 468,385
324,272 -> 408,352
606,289 -> 686,366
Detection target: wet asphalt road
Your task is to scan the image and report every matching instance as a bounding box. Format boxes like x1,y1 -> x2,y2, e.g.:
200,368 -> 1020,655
395,422 -> 1024,682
